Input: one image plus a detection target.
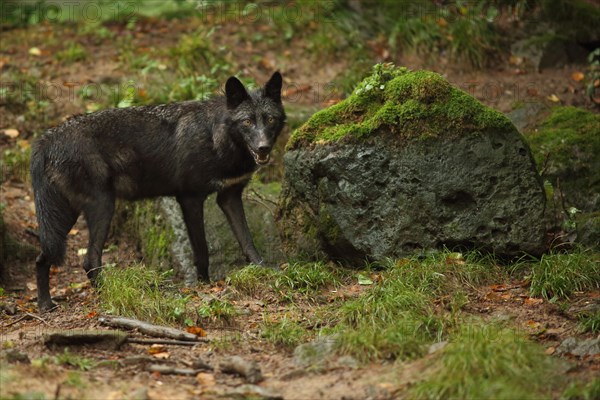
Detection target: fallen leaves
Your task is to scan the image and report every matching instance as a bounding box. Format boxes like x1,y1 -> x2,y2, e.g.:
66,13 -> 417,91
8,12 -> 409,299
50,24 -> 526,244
186,326 -> 207,337
28,47 -> 41,56
149,344 -> 170,359
3,129 -> 19,138
547,94 -> 561,103
571,71 -> 585,82
196,372 -> 216,386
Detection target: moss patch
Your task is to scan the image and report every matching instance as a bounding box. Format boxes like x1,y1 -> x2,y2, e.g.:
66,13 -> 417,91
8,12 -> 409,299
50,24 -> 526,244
288,63 -> 513,150
527,106 -> 600,176
526,106 -> 600,219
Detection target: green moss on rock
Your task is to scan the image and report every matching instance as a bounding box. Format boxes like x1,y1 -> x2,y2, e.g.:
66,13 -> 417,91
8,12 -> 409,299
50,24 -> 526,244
288,63 -> 513,150
526,106 -> 600,213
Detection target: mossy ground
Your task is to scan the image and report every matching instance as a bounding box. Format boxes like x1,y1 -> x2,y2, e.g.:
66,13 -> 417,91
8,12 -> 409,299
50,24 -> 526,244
288,63 -> 513,150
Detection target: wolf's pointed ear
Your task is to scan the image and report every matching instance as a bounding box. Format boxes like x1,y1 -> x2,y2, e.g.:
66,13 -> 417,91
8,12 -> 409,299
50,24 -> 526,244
264,71 -> 282,103
225,77 -> 249,109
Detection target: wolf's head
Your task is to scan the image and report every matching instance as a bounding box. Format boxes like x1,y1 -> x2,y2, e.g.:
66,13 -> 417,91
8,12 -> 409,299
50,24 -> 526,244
225,72 -> 286,166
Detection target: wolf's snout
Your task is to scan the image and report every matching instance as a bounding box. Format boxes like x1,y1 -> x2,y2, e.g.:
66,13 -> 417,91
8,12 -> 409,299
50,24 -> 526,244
258,144 -> 272,155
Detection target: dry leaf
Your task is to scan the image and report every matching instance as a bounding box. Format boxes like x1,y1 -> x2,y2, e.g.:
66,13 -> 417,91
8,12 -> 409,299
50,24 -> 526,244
196,372 -> 216,386
17,139 -> 30,150
524,297 -> 543,306
545,346 -> 556,355
547,94 -> 560,103
86,310 -> 98,318
186,326 -> 207,337
571,71 -> 584,82
28,47 -> 41,56
152,352 -> 170,359
509,55 -> 523,66
148,344 -> 167,355
69,229 -> 79,236
3,129 -> 19,138
526,320 -> 540,329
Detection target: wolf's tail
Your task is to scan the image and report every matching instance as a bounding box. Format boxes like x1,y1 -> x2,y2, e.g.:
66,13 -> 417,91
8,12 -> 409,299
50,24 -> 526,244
30,143 -> 77,265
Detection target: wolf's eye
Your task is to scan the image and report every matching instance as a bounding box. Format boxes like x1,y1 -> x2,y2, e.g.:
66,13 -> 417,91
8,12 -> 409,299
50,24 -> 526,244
267,116 -> 275,124
243,119 -> 253,126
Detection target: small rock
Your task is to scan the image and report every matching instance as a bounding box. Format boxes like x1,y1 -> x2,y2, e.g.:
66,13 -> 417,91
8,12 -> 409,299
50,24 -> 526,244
280,368 -> 306,381
336,355 -> 359,369
129,387 -> 149,400
220,356 -> 263,383
191,357 -> 213,371
0,302 -> 17,315
230,384 -> 282,400
428,341 -> 448,354
4,349 -> 30,364
556,336 -> 600,357
293,336 -> 337,368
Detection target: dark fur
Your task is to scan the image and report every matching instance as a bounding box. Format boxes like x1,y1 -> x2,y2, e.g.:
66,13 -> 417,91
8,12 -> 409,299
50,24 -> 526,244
30,72 -> 285,311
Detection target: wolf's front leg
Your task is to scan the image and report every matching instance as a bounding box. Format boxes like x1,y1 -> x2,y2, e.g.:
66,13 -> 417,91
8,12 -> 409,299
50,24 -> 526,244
177,195 -> 210,281
216,185 -> 263,265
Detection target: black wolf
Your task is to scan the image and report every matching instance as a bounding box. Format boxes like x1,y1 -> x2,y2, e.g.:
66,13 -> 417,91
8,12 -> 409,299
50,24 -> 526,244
30,72 -> 285,311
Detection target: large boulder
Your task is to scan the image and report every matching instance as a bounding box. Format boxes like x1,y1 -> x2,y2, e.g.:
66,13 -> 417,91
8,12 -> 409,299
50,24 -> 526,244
277,64 -> 546,262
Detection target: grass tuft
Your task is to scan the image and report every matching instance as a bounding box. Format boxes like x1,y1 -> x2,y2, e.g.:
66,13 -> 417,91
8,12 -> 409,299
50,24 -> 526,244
411,323 -> 564,399
226,265 -> 279,296
97,263 -> 190,325
261,316 -> 309,348
528,250 -> 600,301
334,251 -> 504,361
274,262 -> 341,295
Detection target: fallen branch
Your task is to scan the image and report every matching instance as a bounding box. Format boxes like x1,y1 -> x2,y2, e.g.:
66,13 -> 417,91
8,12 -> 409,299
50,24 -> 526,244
147,364 -> 201,376
43,329 -> 128,350
220,356 -> 263,383
127,337 -> 203,346
98,316 -> 204,342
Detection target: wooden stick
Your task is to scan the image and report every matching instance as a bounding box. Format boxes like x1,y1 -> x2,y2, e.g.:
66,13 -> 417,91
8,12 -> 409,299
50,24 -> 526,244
127,337 -> 205,346
147,364 -> 200,376
98,316 -> 203,342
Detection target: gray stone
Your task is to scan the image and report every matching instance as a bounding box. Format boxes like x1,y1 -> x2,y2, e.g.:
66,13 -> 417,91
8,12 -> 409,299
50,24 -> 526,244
293,336 -> 337,368
279,133 -> 546,262
556,336 -> 600,357
506,102 -> 549,133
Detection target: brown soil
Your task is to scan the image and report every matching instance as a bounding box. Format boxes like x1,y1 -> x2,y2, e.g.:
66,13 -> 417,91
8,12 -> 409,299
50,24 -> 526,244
1,13 -> 598,400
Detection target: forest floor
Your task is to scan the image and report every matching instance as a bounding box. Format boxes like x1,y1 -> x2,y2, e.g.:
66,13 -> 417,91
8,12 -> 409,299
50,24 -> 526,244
1,7 -> 599,400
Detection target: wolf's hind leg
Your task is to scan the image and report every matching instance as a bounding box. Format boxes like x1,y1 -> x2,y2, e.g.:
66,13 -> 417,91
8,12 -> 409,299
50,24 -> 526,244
82,191 -> 115,285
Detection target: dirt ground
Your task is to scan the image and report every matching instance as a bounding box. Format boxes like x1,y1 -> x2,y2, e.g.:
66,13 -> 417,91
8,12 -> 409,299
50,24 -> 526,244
1,13 -> 599,400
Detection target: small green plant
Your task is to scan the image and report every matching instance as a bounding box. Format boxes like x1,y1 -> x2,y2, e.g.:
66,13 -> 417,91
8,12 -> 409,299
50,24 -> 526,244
54,348 -> 95,371
411,323 -> 564,399
261,315 -> 309,348
586,48 -> 600,105
97,263 -> 191,325
578,309 -> 600,333
63,371 -> 86,388
1,142 -> 31,182
197,298 -> 237,324
561,378 -> 600,400
528,250 -> 600,301
55,43 -> 87,64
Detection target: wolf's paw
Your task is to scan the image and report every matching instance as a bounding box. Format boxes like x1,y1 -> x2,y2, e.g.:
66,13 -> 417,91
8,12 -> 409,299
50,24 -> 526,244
38,299 -> 58,312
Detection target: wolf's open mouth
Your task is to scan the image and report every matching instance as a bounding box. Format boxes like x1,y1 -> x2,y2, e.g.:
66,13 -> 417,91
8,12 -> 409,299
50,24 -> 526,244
249,148 -> 270,165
